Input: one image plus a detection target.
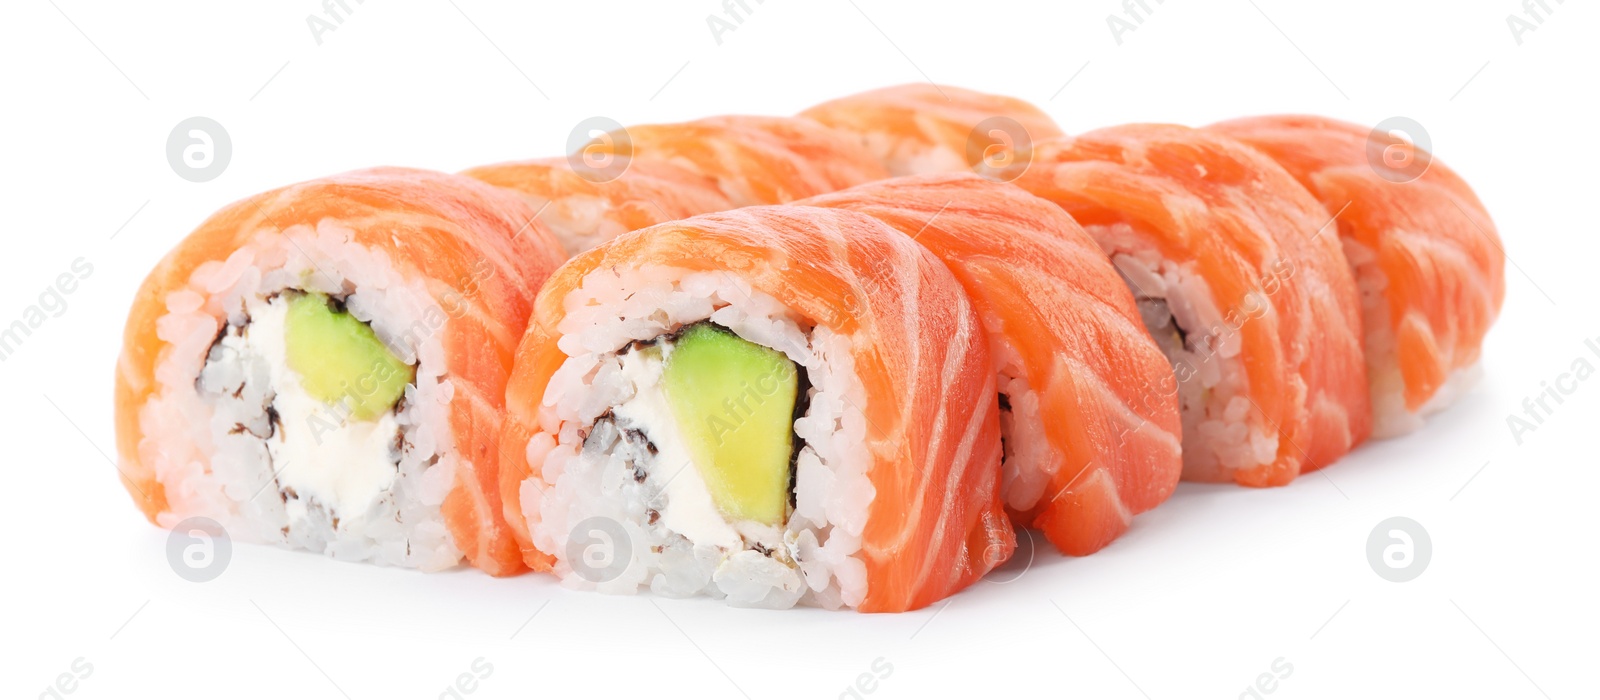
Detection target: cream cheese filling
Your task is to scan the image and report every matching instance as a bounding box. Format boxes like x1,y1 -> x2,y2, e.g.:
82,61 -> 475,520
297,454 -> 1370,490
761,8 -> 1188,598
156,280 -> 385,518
222,294 -> 404,527
610,344 -> 786,555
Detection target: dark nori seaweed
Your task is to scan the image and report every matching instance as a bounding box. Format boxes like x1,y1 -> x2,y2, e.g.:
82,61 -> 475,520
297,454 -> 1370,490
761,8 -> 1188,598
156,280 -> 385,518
787,360 -> 811,513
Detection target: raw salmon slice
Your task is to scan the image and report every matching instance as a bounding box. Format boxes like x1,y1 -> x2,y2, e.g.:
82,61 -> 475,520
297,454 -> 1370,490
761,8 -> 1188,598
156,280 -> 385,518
580,115 -> 889,207
801,173 -> 1183,555
802,83 -> 1065,177
114,167 -> 565,575
1012,125 -> 1371,487
500,205 -> 1012,611
1211,115 -> 1505,437
462,157 -> 732,257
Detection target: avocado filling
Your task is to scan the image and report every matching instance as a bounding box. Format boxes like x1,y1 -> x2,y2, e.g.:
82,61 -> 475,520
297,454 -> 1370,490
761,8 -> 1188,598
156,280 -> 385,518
199,289 -> 419,535
663,324 -> 797,526
284,292 -> 414,421
594,322 -> 803,556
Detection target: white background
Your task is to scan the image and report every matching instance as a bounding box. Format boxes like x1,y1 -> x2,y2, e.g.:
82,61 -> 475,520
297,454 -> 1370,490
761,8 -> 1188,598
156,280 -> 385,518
1,1 -> 1594,698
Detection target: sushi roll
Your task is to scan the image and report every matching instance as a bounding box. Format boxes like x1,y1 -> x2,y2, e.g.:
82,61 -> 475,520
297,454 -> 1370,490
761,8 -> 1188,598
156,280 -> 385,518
461,157 -> 733,257
577,115 -> 889,207
798,174 -> 1182,556
1011,125 -> 1371,487
801,83 -> 1064,178
498,205 -> 1013,611
113,168 -> 566,574
1210,116 -> 1505,437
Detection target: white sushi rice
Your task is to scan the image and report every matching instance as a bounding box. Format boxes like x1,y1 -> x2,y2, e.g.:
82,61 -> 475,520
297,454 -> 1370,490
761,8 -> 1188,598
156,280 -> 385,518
521,265 -> 874,609
139,218 -> 462,570
1090,223 -> 1279,479
980,336 -> 1054,512
1343,238 -> 1481,438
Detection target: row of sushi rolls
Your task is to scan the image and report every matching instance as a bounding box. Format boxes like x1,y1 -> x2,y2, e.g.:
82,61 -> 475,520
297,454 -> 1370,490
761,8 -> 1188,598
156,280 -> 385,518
115,85 -> 1503,612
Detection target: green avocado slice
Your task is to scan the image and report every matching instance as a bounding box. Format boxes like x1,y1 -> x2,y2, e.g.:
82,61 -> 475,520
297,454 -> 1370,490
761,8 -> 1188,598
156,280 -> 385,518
662,324 -> 798,526
284,293 -> 415,421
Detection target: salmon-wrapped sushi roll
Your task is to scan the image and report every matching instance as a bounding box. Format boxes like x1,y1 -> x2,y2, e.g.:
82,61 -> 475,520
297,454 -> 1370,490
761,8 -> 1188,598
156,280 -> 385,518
461,157 -> 733,257
801,83 -> 1064,177
498,205 -> 1012,611
800,174 -> 1182,556
1210,116 -> 1505,437
1012,126 -> 1371,487
114,168 -> 566,574
580,115 -> 889,207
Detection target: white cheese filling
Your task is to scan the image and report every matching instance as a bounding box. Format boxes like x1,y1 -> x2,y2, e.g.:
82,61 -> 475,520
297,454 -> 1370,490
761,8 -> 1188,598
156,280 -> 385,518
610,344 -> 786,555
220,294 -> 404,528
